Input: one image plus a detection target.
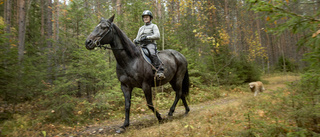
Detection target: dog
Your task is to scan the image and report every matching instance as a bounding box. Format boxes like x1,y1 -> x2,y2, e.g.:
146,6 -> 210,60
249,81 -> 265,96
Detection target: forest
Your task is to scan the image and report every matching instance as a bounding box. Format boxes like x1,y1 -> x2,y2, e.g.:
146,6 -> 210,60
0,0 -> 319,136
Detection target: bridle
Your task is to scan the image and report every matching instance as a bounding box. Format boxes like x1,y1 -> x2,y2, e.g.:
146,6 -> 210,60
94,21 -> 123,50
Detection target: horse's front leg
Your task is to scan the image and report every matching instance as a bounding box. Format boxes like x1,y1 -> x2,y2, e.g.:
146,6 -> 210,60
142,84 -> 163,122
116,83 -> 132,133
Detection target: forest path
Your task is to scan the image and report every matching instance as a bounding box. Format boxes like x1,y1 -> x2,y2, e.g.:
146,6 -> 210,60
65,74 -> 299,137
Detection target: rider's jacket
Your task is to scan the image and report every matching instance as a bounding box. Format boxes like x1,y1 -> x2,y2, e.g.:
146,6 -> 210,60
134,22 -> 160,45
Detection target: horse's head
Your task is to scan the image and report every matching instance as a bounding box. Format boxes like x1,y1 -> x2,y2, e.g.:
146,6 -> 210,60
85,15 -> 115,50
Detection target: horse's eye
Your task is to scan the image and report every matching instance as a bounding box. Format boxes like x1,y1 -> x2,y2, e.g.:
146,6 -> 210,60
101,23 -> 108,29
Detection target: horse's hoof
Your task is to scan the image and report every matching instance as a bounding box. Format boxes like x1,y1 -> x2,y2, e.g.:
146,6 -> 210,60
167,115 -> 173,120
158,119 -> 165,124
115,127 -> 125,134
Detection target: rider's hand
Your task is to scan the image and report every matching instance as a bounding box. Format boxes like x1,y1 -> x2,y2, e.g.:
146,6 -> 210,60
133,39 -> 139,44
140,36 -> 147,41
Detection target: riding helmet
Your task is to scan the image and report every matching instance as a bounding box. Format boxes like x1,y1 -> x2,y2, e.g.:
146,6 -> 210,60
142,10 -> 153,20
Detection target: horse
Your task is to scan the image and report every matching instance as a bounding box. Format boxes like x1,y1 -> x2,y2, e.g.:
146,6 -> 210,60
85,15 -> 190,133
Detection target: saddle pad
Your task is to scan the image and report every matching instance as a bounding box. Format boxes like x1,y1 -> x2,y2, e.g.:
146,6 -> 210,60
140,48 -> 152,65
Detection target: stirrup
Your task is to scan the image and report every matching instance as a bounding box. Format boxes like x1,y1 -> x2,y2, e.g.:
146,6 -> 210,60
156,72 -> 166,80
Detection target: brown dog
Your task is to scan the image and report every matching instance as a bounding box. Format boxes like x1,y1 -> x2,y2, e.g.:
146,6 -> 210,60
249,81 -> 265,96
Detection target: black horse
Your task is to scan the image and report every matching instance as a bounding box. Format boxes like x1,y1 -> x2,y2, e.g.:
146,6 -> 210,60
85,15 -> 190,133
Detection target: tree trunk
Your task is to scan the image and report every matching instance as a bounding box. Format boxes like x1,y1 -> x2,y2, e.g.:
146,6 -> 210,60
176,0 -> 180,23
156,0 -> 161,19
54,0 -> 60,80
255,13 -> 264,71
47,0 -> 53,84
18,0 -> 27,64
54,0 -> 59,41
116,0 -> 121,15
224,0 -> 229,28
4,0 -> 12,35
14,0 -> 19,30
41,0 -> 45,37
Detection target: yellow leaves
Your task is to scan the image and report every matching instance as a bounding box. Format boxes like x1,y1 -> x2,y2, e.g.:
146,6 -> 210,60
77,111 -> 82,115
266,16 -> 270,21
184,124 -> 194,129
174,23 -> 182,27
198,49 -> 202,57
247,32 -> 268,62
263,29 -> 268,32
285,0 -> 289,4
257,110 -> 265,117
312,29 -> 320,38
0,16 -> 4,26
209,5 -> 216,10
41,131 -> 46,137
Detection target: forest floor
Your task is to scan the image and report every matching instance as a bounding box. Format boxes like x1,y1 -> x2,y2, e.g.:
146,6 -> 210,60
60,74 -> 300,137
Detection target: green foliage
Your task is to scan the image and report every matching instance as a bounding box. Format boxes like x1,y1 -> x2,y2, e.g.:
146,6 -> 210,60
276,56 -> 298,72
287,73 -> 320,133
1,0 -> 318,135
45,95 -> 76,125
233,58 -> 262,83
247,0 -> 320,134
1,114 -> 32,136
201,46 -> 262,86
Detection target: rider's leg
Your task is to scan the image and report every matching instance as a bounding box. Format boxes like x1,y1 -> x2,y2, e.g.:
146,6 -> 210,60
145,44 -> 165,80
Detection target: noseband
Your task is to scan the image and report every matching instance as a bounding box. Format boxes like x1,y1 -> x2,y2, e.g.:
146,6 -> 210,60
94,22 -> 123,50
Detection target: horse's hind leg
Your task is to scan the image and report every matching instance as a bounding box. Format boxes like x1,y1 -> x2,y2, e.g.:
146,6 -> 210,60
169,79 -> 190,116
181,95 -> 190,114
168,81 -> 182,116
168,90 -> 182,116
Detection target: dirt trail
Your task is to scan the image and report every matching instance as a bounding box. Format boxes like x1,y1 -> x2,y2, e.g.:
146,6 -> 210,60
63,75 -> 299,136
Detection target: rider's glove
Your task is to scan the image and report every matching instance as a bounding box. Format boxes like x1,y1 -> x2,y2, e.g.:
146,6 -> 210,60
140,36 -> 147,41
133,39 -> 139,44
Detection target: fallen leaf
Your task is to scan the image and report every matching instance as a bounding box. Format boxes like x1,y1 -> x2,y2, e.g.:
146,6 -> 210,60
312,29 -> 320,38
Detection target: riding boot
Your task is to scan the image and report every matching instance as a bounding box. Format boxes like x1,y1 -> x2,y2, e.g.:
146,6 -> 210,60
150,55 -> 166,80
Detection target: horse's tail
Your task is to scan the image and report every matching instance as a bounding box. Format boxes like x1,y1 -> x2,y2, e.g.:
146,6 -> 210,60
182,68 -> 190,98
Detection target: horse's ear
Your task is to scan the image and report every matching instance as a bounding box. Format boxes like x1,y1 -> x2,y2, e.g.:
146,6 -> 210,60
108,14 -> 115,23
101,17 -> 105,21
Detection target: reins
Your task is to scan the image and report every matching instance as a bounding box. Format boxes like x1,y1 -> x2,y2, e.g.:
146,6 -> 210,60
97,45 -> 124,50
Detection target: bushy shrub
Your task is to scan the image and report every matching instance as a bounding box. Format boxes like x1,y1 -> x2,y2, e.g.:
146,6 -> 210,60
202,53 -> 262,86
276,56 -> 298,72
286,72 -> 320,133
44,95 -> 76,125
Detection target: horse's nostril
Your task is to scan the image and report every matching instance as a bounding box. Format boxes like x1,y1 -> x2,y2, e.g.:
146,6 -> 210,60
86,40 -> 92,45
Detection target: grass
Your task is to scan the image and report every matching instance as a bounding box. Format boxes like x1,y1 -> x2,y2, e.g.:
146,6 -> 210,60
3,73 -> 317,137
110,73 -> 303,137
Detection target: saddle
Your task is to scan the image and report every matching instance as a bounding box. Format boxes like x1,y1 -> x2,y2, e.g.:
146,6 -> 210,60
140,47 -> 163,71
140,47 -> 153,65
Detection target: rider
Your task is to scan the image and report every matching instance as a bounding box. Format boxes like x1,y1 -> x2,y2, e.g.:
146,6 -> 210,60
133,10 -> 165,80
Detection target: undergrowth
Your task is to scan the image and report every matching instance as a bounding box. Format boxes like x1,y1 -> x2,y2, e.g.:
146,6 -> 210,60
2,74 -> 319,136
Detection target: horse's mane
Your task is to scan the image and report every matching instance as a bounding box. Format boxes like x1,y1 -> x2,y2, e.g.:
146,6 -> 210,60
112,23 -> 140,57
